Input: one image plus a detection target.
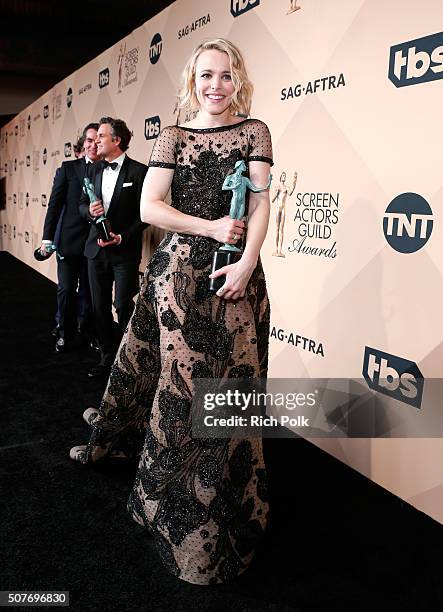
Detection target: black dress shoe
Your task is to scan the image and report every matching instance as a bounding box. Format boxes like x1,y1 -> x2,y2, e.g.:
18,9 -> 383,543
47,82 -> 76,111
87,364 -> 111,378
89,338 -> 101,353
51,324 -> 60,338
55,337 -> 66,353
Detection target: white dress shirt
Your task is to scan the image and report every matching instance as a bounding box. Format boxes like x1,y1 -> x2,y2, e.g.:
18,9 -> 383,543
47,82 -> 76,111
101,152 -> 126,214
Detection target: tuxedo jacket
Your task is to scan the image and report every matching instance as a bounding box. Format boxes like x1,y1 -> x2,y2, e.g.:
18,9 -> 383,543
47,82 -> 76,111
42,158 -> 91,257
79,156 -> 148,263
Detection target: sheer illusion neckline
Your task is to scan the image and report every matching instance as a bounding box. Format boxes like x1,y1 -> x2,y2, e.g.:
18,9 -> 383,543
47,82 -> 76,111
177,118 -> 252,133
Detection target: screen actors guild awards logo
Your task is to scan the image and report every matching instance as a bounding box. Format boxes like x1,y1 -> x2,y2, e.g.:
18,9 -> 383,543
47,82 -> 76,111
117,43 -> 139,92
287,175 -> 339,259
272,171 -> 297,258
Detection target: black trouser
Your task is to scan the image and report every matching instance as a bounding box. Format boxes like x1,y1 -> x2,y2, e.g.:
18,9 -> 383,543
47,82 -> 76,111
56,254 -> 91,339
87,255 -> 139,366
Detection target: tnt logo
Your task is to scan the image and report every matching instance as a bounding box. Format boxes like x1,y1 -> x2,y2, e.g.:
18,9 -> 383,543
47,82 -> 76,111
27,115 -> 31,130
13,193 -> 16,205
66,87 -> 73,108
43,148 -> 47,165
14,125 -> 18,135
231,0 -> 260,17
145,116 -> 161,140
389,32 -> 443,87
99,68 -> 110,88
14,159 -> 17,172
42,194 -> 47,207
43,105 -> 49,119
149,33 -> 162,64
26,192 -> 29,207
363,347 -> 424,408
64,142 -> 72,157
26,155 -> 30,167
383,192 -> 433,253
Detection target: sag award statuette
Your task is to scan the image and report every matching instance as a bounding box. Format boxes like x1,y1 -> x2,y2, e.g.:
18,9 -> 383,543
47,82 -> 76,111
34,243 -> 56,261
84,177 -> 112,242
209,160 -> 272,293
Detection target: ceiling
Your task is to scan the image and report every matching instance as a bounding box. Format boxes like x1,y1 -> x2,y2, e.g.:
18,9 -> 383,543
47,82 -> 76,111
0,0 -> 175,126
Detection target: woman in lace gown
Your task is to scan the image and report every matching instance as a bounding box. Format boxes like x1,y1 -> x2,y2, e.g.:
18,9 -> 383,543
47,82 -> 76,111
70,38 -> 273,585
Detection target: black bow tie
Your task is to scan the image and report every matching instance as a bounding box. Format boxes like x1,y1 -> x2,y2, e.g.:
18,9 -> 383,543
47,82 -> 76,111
103,160 -> 118,170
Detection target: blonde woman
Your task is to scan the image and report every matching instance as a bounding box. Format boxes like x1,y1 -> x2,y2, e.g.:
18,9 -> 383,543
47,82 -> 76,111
70,38 -> 273,585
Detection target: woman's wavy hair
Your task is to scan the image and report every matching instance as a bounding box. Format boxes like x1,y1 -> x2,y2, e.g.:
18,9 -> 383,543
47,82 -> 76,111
177,38 -> 253,117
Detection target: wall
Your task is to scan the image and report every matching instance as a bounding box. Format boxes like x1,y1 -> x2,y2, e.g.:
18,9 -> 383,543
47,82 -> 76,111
1,0 -> 442,523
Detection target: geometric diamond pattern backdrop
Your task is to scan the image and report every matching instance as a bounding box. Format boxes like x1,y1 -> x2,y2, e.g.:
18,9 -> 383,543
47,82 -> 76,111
1,0 -> 442,523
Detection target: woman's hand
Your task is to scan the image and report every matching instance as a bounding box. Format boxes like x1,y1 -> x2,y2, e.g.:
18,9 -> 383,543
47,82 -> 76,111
208,216 -> 245,245
209,256 -> 256,301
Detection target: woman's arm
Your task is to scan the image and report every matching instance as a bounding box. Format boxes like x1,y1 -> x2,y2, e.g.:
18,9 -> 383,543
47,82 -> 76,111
209,160 -> 271,301
140,167 -> 245,244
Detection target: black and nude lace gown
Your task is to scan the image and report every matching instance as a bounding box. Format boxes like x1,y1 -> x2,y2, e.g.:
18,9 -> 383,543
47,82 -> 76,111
84,118 -> 273,585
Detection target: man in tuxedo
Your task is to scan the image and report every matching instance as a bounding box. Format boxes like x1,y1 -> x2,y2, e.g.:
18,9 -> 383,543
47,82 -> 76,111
79,117 -> 148,378
40,123 -> 99,352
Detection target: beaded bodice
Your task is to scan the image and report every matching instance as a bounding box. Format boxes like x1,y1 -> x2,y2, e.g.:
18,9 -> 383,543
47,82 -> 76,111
148,119 -> 273,220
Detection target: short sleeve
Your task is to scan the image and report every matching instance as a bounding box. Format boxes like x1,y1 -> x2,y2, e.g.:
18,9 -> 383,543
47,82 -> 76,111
247,120 -> 273,166
148,126 -> 177,169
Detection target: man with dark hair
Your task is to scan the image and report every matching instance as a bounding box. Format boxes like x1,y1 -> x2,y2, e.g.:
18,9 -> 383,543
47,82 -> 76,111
79,117 -> 148,378
40,122 -> 99,352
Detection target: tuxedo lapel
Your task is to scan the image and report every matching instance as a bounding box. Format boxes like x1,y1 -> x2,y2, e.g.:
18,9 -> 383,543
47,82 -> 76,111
94,164 -> 104,201
74,157 -> 86,185
107,156 -> 129,216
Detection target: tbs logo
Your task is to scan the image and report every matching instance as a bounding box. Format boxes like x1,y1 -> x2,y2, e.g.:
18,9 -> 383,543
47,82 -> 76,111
13,193 -> 17,205
43,148 -> 47,165
363,347 -> 423,409
43,105 -> 49,119
26,192 -> 29,207
383,192 -> 433,254
145,116 -> 161,140
27,115 -> 31,130
42,194 -> 47,207
99,68 -> 110,88
14,159 -> 17,172
66,87 -> 73,108
389,32 -> 443,87
26,155 -> 31,167
231,0 -> 260,18
149,33 -> 162,64
64,142 -> 72,157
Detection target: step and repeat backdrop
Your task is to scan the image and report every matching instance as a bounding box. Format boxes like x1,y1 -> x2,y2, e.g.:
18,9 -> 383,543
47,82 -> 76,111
1,0 -> 442,522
